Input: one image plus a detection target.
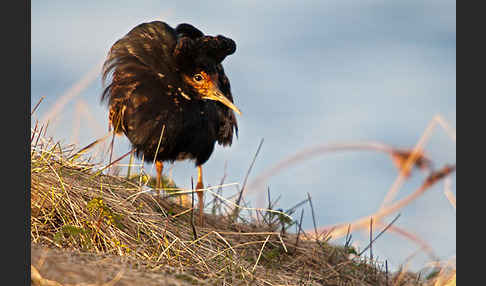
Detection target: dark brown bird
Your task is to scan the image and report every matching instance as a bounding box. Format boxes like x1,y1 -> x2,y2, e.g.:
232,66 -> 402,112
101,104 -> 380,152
101,21 -> 240,224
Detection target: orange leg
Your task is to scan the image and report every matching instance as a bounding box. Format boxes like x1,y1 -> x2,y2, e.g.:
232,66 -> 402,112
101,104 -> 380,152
196,165 -> 204,226
155,161 -> 163,195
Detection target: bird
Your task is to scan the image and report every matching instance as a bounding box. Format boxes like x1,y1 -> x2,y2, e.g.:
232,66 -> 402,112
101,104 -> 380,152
101,20 -> 240,225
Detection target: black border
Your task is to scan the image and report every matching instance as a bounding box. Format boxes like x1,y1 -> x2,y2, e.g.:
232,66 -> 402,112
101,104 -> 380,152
27,0 -> 31,282
26,0 -> 31,285
5,0 -> 31,285
19,1 -> 464,285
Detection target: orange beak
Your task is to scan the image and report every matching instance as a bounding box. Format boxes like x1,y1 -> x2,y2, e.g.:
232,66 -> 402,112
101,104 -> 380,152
202,87 -> 242,115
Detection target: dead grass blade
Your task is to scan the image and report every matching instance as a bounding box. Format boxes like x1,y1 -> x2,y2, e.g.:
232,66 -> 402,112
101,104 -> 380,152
31,96 -> 45,116
380,115 -> 454,209
232,138 -> 264,220
150,124 -> 166,175
358,214 -> 401,256
95,149 -> 135,176
68,132 -> 112,161
40,60 -> 104,128
252,234 -> 270,273
443,177 -> 456,210
314,164 -> 455,241
246,142 -> 394,205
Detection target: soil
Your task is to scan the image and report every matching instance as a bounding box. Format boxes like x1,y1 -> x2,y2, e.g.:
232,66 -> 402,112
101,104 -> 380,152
31,244 -> 196,286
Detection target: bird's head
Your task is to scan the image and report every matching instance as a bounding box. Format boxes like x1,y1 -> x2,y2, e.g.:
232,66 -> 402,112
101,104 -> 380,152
173,25 -> 241,115
181,66 -> 241,115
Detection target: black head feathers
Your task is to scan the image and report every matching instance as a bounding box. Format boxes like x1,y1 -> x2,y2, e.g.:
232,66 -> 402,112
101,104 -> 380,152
175,23 -> 204,39
173,23 -> 236,68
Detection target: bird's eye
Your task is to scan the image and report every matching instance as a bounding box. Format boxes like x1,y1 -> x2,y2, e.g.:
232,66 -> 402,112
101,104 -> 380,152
193,74 -> 204,82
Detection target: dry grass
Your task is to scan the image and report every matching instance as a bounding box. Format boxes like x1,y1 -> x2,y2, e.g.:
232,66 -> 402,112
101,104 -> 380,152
30,112 -> 455,285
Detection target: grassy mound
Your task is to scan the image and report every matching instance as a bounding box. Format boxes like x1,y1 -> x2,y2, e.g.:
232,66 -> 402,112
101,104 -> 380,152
30,131 -> 454,285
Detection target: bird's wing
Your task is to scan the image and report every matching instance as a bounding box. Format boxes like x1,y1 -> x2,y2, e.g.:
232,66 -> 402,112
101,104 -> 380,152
101,21 -> 185,143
